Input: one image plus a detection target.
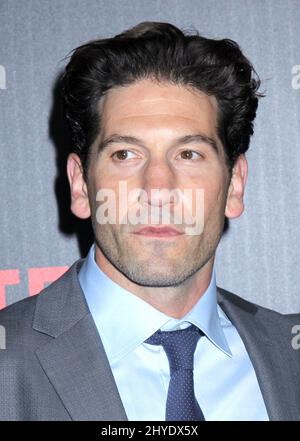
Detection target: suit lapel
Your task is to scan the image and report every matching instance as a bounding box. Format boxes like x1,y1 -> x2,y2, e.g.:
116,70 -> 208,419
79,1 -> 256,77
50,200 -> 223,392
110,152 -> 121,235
33,260 -> 127,421
217,288 -> 300,421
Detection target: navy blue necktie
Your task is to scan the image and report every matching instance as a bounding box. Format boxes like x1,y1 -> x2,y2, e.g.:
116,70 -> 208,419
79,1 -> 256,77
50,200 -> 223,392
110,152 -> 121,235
145,324 -> 205,421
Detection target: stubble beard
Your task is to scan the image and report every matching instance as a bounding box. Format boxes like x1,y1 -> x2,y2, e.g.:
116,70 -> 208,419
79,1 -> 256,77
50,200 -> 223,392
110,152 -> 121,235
93,222 -> 223,288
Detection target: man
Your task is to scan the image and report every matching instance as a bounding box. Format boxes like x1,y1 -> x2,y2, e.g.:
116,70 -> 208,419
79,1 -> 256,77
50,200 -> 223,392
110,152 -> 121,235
0,21 -> 299,421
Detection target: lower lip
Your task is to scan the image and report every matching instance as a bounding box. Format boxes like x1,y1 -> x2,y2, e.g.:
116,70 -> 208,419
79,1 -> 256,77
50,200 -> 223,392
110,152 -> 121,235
133,230 -> 184,238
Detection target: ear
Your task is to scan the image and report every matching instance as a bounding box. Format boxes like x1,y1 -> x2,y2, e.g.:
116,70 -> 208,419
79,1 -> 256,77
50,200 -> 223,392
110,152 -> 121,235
225,154 -> 248,219
66,153 -> 91,219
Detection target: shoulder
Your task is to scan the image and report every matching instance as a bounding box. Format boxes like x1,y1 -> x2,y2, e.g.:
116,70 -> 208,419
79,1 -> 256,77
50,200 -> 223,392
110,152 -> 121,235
0,294 -> 38,339
0,259 -> 84,349
217,286 -> 300,324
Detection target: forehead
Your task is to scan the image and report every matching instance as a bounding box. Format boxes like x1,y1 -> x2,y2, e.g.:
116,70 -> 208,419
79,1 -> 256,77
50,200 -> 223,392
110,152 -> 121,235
99,79 -> 219,135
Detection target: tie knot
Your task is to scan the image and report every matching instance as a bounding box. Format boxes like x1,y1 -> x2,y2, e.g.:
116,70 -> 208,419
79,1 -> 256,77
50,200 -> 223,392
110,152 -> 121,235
145,324 -> 203,371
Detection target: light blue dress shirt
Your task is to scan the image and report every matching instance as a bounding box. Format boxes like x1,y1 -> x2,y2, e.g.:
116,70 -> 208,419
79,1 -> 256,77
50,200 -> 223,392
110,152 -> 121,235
79,244 -> 269,421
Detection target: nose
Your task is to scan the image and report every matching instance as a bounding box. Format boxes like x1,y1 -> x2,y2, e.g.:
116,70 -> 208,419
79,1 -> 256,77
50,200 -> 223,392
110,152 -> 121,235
141,158 -> 176,207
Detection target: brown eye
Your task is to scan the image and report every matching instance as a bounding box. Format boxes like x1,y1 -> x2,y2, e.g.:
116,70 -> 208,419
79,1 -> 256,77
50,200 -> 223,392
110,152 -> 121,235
113,150 -> 129,160
111,150 -> 137,161
179,150 -> 201,160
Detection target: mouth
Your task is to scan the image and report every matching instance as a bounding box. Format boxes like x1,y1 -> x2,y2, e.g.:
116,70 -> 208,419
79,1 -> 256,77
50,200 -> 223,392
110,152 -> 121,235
132,226 -> 185,238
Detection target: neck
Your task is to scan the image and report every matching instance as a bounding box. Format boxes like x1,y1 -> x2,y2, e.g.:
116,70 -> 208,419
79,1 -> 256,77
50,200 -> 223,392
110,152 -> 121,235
94,246 -> 214,319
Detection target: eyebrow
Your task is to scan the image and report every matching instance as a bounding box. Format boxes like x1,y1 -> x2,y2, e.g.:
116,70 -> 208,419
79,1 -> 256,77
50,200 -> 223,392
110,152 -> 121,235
98,133 -> 219,153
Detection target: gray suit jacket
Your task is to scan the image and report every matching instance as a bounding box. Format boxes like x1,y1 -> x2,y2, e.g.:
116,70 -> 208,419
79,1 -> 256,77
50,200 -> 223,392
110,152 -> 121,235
0,259 -> 299,421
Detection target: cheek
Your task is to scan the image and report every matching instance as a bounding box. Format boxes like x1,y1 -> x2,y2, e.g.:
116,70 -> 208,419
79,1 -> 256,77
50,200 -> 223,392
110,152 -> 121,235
89,160 -> 118,192
93,157 -> 143,191
204,186 -> 226,224
190,173 -> 220,190
200,178 -> 228,219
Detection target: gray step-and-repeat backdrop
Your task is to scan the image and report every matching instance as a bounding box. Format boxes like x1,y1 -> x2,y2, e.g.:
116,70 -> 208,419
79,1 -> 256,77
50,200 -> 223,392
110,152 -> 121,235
1,0 -> 300,313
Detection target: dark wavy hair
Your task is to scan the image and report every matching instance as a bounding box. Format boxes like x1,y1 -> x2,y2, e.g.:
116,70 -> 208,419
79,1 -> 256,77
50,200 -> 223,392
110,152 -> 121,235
62,21 -> 262,177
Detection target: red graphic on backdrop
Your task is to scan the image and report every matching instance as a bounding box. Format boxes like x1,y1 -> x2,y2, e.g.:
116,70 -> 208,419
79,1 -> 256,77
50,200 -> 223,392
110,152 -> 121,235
0,270 -> 20,309
0,267 -> 68,309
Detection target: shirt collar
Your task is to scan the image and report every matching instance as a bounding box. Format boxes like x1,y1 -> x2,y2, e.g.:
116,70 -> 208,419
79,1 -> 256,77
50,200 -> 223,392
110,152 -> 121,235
79,244 -> 232,364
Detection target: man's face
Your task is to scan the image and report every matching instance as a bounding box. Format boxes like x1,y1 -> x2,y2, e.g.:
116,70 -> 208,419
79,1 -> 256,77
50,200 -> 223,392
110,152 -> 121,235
69,79 -> 246,287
